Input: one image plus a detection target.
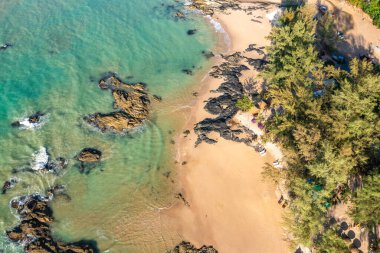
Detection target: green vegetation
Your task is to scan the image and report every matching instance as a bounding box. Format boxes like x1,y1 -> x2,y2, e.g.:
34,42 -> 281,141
235,96 -> 254,111
347,0 -> 380,27
350,174 -> 380,227
261,7 -> 380,251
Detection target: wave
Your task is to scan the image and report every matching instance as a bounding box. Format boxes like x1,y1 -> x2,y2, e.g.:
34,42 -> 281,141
31,147 -> 49,171
206,15 -> 231,51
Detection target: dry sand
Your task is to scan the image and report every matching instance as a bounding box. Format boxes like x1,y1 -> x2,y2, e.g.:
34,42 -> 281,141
309,0 -> 380,61
162,2 -> 289,253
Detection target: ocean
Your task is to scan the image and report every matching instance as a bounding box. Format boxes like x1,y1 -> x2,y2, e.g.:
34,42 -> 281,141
0,0 -> 217,252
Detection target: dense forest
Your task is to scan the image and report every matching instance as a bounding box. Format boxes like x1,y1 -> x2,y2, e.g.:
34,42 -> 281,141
260,7 -> 380,252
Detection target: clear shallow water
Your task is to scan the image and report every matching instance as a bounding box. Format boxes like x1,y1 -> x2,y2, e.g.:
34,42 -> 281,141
0,0 -> 216,252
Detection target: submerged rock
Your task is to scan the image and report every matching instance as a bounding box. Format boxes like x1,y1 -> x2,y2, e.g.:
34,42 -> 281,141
85,73 -> 151,133
202,50 -> 215,59
187,29 -> 197,35
2,178 -> 17,194
76,148 -> 102,163
170,241 -> 218,253
7,195 -> 98,253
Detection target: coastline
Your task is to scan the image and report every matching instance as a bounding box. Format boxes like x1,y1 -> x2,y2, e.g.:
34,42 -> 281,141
162,2 -> 289,252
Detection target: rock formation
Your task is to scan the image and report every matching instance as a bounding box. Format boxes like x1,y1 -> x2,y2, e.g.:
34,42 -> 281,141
194,53 -> 257,146
84,73 -> 151,133
75,148 -> 102,163
7,194 -> 98,253
169,241 -> 218,253
11,112 -> 46,128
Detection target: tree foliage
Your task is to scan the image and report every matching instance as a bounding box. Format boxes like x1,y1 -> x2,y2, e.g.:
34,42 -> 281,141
235,96 -> 253,111
350,174 -> 380,227
261,6 -> 380,251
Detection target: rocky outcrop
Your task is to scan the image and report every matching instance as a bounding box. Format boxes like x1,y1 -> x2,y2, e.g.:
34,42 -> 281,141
2,178 -> 17,194
11,112 -> 46,128
84,73 -> 151,133
0,43 -> 12,51
75,148 -> 102,163
169,241 -> 218,253
194,53 -> 257,146
187,0 -> 241,16
7,194 -> 98,253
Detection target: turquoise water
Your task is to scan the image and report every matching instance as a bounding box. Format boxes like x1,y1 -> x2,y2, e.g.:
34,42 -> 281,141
0,0 -> 216,252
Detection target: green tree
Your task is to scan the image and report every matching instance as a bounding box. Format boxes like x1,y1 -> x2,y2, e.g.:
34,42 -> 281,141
235,96 -> 253,111
314,227 -> 349,253
350,174 -> 380,228
307,142 -> 354,192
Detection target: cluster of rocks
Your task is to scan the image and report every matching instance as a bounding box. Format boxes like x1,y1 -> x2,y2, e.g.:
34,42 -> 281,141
169,241 -> 218,253
11,156 -> 68,175
11,111 -> 46,128
194,53 -> 257,146
187,0 -> 241,15
6,194 -> 98,253
84,73 -> 151,133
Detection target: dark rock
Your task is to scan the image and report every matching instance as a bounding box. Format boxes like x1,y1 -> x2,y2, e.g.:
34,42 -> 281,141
183,130 -> 191,137
246,58 -> 268,70
245,44 -> 265,55
202,50 -> 215,59
2,178 -> 17,194
194,53 -> 256,146
153,94 -> 162,102
175,11 -> 186,19
76,148 -> 102,163
182,69 -> 193,75
0,43 -> 12,51
11,112 -> 45,128
28,112 -> 45,124
7,195 -> 98,253
187,29 -> 197,35
169,241 -> 218,253
175,193 -> 190,207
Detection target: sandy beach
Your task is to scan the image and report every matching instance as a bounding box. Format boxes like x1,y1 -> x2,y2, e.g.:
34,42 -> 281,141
162,2 -> 289,253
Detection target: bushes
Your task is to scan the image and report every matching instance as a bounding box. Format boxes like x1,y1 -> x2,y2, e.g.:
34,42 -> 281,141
235,96 -> 253,111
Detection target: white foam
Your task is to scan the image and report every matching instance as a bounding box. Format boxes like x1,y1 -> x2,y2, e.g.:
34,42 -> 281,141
206,15 -> 231,50
31,147 -> 49,171
18,114 -> 48,130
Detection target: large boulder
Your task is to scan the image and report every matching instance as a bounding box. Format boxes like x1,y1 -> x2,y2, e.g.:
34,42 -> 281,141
170,241 -> 218,253
75,148 -> 102,163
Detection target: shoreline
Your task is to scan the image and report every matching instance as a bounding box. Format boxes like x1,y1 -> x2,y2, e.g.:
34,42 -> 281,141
162,2 -> 289,252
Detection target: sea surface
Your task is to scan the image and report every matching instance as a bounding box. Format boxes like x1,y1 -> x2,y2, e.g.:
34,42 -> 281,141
0,0 -> 217,252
